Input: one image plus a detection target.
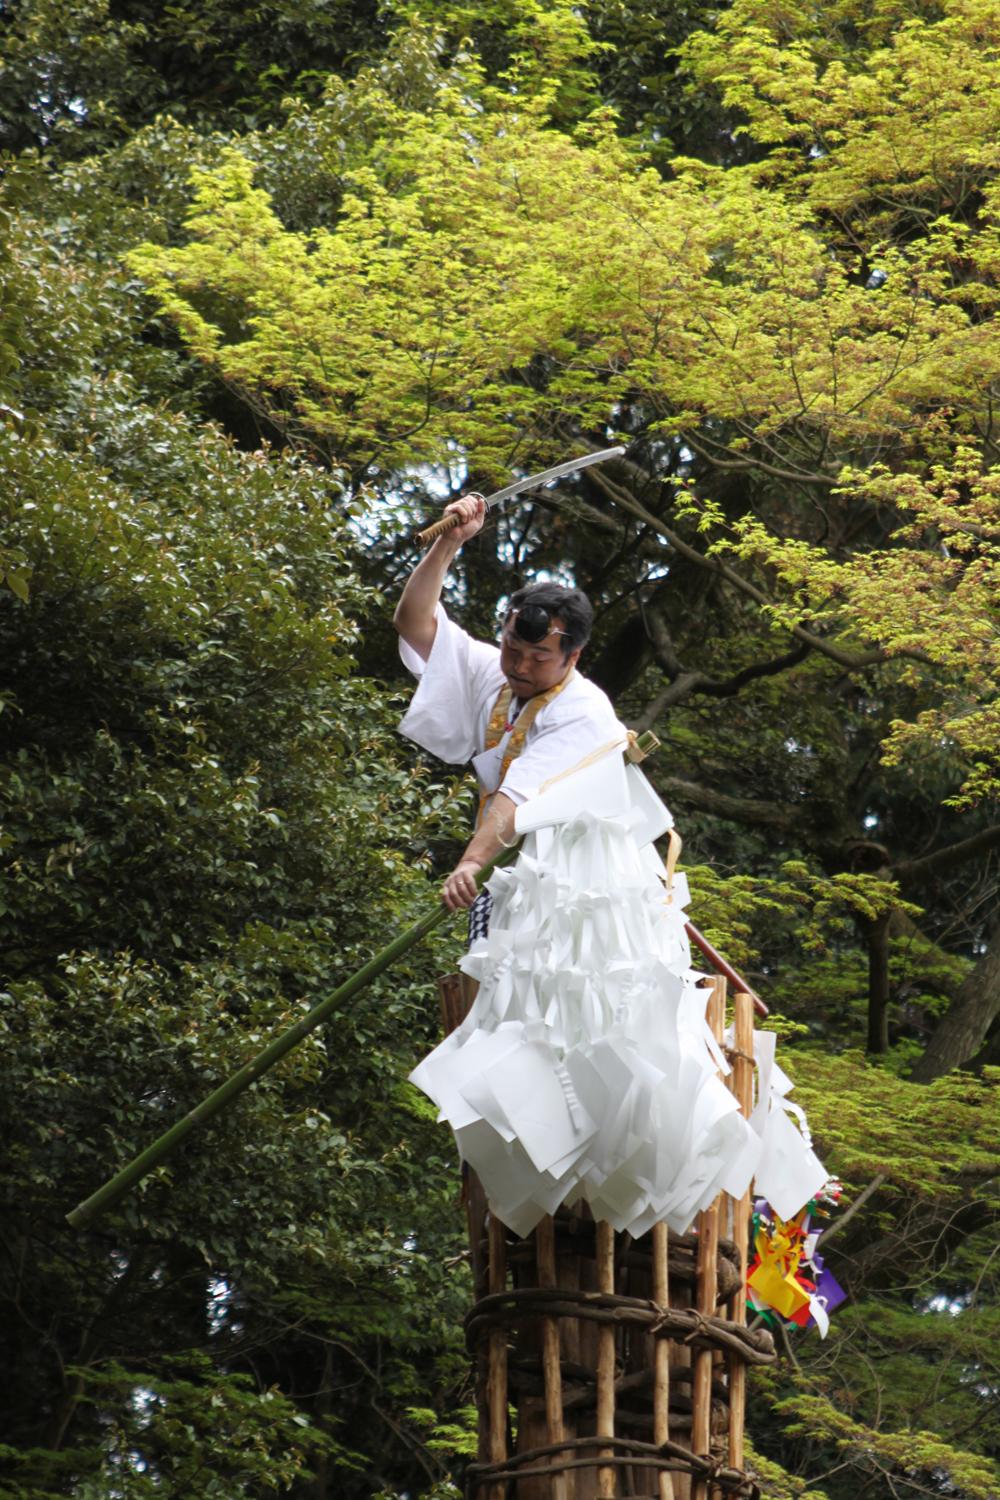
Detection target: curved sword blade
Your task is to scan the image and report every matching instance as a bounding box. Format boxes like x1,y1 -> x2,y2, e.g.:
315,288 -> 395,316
483,445 -> 625,512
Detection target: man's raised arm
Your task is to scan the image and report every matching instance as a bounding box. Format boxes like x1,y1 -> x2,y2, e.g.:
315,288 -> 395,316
393,495 -> 486,661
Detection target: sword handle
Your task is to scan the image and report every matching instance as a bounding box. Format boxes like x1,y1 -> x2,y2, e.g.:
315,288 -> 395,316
414,494 -> 486,548
415,511 -> 463,547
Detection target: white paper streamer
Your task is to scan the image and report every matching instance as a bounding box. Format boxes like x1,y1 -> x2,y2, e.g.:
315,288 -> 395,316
411,755 -> 827,1238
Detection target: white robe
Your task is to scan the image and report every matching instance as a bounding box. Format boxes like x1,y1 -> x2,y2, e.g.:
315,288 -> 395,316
409,748 -> 827,1238
398,605 -> 625,808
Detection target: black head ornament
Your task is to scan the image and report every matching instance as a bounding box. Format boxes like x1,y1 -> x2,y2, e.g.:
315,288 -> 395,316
510,603 -> 554,642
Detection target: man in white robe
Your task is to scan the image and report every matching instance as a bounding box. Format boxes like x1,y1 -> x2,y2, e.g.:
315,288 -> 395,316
394,494 -> 625,913
398,500 -> 831,1244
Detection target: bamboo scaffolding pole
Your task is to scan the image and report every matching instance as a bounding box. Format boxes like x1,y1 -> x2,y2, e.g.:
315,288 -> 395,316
691,977 -> 726,1500
596,1220 -> 617,1498
651,1221 -> 675,1500
66,847 -> 521,1230
725,992 -> 755,1481
473,1203 -> 491,1468
487,1214 -> 509,1500
690,1205 -> 719,1496
67,730 -> 762,1240
536,1215 -> 568,1500
684,927 -> 767,1018
68,730 -> 672,1232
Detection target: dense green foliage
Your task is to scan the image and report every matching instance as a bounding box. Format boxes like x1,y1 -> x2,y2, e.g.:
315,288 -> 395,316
0,145 -> 472,1496
1,0 -> 998,1496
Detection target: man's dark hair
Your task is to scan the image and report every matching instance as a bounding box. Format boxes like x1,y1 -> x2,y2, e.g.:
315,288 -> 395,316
507,582 -> 593,656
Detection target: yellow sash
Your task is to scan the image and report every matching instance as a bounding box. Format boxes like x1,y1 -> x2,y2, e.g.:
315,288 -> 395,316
476,670 -> 575,825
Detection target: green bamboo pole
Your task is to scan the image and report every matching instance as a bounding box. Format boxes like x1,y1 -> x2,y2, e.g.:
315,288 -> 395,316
66,847 -> 519,1231
67,731 -> 667,1231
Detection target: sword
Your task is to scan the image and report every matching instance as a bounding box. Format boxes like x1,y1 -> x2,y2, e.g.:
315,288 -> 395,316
414,445 -> 625,547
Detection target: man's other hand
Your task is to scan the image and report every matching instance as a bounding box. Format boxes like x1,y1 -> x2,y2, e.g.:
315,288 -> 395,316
442,858 -> 483,910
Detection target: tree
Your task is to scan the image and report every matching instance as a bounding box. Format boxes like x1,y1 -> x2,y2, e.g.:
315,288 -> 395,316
1,0 -> 999,1496
119,7 -> 1000,1494
0,158 -> 475,1497
0,0 -> 387,156
127,2 -> 1000,1058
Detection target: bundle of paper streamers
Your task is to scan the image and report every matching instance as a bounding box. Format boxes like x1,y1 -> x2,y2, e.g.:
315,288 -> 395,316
746,1180 -> 846,1338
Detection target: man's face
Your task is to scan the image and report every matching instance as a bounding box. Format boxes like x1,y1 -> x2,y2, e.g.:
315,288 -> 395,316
499,614 -> 581,698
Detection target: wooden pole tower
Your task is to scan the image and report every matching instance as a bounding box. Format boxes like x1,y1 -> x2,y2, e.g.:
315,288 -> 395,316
439,976 -> 773,1500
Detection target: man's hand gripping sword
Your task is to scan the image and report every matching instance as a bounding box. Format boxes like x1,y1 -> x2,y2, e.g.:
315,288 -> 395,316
414,446 -> 625,547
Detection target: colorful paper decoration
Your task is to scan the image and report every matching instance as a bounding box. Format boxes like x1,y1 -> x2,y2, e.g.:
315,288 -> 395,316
746,1180 -> 846,1338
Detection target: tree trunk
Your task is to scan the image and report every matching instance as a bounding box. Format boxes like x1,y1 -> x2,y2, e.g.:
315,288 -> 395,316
863,912 -> 891,1055
910,926 -> 1000,1082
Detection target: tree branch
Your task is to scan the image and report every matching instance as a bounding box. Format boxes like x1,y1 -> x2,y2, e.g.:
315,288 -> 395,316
893,825 -> 1000,884
644,606 -> 684,677
635,606 -> 813,725
682,427 -> 840,488
655,776 -> 800,832
819,1174 -> 887,1247
532,488 -> 661,550
589,459 -> 930,673
635,673 -> 709,725
701,643 -> 814,698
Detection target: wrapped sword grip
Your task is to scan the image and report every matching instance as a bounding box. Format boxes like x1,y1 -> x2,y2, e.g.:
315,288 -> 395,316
414,494 -> 486,548
415,511 -> 463,547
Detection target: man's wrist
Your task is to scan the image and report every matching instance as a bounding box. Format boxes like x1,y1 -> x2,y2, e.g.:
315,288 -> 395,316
442,855 -> 485,910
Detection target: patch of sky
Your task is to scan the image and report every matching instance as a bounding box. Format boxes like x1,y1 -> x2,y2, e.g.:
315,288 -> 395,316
207,1275 -> 233,1334
363,438 -> 635,597
494,522 -> 576,588
922,1291 -> 970,1316
19,75 -> 89,142
355,448 -> 469,547
116,1386 -> 158,1484
129,1386 -> 157,1424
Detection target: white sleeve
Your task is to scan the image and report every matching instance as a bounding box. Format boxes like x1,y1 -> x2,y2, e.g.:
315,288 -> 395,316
499,687 -> 626,806
398,605 -> 502,764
